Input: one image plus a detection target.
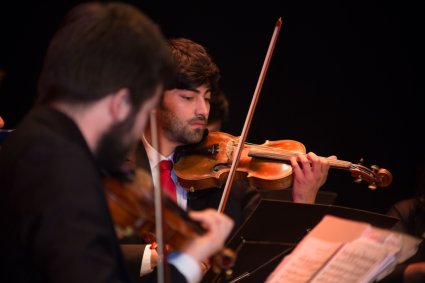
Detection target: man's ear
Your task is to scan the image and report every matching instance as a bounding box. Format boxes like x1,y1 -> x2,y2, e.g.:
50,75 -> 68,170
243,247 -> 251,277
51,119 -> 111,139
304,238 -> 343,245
109,88 -> 131,122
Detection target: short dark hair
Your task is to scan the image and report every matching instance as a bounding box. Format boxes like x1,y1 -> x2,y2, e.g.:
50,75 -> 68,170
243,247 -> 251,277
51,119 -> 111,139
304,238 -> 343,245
166,38 -> 220,95
38,2 -> 174,110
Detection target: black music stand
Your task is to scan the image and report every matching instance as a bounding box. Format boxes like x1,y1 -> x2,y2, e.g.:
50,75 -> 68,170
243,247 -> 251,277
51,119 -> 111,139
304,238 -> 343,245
203,199 -> 399,283
260,188 -> 338,205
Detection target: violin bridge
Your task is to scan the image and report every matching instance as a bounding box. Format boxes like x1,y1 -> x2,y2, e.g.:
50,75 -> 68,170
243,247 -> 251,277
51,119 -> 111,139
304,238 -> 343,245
226,141 -> 235,162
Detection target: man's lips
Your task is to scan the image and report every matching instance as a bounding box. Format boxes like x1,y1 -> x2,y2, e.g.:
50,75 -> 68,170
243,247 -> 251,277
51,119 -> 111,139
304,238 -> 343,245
191,121 -> 206,127
189,117 -> 207,127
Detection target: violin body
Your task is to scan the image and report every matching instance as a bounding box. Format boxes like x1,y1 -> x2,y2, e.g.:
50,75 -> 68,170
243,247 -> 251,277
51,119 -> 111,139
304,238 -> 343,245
174,131 -> 307,191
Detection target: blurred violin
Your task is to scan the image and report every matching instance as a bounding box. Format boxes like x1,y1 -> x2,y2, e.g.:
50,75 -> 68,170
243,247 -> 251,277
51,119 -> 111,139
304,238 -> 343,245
103,168 -> 236,274
174,131 -> 393,192
104,169 -> 203,247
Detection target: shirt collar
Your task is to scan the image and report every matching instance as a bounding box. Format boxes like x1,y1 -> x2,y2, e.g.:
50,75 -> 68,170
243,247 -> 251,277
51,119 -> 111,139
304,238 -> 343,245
140,134 -> 174,169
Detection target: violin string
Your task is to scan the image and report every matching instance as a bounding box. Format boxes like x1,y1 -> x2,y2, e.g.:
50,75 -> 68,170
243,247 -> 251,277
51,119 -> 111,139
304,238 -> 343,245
239,142 -> 352,168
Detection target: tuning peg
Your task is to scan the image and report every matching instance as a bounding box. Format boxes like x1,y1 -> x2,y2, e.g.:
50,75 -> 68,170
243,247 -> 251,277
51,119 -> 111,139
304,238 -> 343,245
357,158 -> 364,165
371,165 -> 380,173
368,182 -> 377,190
353,175 -> 362,184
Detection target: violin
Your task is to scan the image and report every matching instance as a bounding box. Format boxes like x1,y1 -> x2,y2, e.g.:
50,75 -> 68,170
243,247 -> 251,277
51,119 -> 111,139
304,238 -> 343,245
173,131 -> 393,192
104,169 -> 204,248
103,168 -> 236,274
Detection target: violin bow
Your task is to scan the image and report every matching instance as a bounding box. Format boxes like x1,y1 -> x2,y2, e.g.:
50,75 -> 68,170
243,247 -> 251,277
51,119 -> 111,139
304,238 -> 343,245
150,109 -> 167,283
218,18 -> 283,213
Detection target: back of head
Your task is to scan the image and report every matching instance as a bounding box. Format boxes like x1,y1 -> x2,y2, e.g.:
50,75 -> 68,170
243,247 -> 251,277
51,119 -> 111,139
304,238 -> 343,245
38,2 -> 174,109
167,38 -> 220,96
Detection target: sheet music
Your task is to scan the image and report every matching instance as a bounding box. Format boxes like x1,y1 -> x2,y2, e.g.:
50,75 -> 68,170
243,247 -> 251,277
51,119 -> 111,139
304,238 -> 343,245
265,237 -> 342,283
266,215 -> 422,283
311,237 -> 396,283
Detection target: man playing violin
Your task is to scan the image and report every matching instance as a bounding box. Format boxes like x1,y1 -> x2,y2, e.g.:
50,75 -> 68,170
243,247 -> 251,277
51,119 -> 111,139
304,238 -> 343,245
0,3 -> 233,283
123,38 -> 335,277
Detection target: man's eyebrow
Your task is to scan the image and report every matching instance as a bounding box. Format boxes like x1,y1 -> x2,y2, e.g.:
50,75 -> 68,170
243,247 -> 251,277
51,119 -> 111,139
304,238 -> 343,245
185,87 -> 212,94
185,87 -> 200,93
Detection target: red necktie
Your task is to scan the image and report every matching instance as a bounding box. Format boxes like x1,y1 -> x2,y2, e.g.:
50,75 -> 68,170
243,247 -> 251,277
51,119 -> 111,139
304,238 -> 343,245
159,160 -> 177,203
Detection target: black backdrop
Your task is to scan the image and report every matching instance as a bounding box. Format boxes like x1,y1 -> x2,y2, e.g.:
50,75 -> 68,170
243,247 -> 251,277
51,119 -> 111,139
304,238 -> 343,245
1,0 -> 424,214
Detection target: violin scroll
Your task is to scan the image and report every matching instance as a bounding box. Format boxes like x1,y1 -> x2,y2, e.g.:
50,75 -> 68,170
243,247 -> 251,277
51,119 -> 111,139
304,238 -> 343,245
349,162 -> 393,190
211,248 -> 236,277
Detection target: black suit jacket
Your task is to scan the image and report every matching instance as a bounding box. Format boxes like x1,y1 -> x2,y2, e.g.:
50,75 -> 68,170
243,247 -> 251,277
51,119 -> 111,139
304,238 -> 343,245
0,106 -> 131,282
0,106 -> 185,283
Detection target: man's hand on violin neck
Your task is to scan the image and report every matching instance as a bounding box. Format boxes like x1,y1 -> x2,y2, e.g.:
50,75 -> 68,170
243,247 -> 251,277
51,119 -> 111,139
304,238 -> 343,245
290,152 -> 336,204
182,209 -> 233,262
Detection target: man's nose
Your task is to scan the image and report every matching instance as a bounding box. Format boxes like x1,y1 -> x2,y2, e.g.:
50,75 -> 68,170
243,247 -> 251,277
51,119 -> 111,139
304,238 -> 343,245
195,97 -> 209,117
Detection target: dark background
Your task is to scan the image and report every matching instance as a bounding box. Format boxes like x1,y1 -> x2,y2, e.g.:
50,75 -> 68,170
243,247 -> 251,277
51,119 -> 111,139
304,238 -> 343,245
1,0 -> 424,214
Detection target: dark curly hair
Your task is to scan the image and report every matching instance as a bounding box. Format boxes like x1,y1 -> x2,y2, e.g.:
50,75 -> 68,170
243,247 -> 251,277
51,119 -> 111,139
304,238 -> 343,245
166,38 -> 221,97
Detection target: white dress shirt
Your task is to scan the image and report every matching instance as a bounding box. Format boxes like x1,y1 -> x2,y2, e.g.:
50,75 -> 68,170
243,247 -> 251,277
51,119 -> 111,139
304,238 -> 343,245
139,135 -> 201,283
